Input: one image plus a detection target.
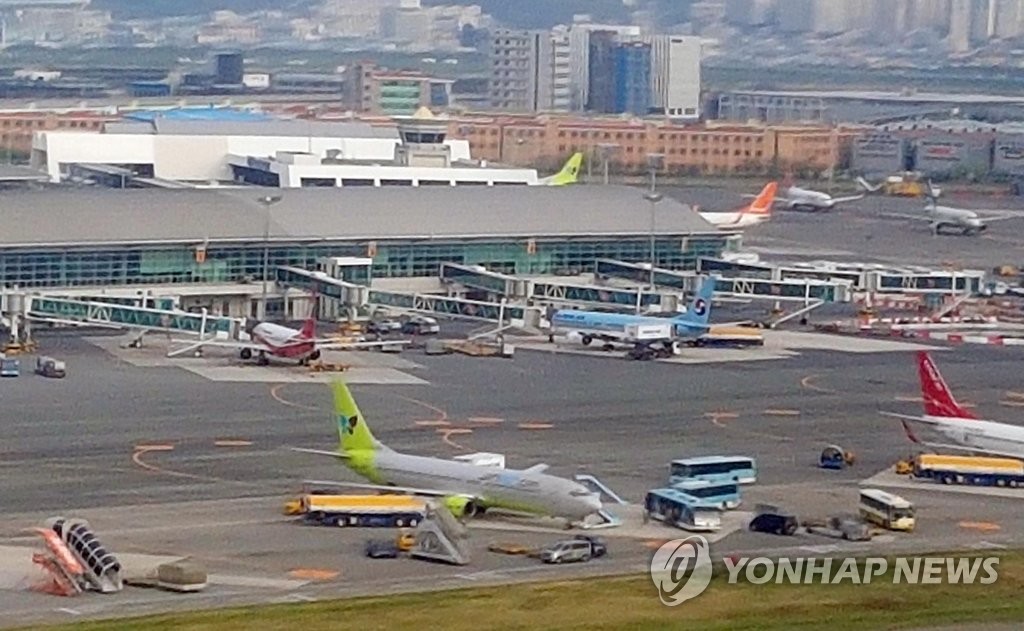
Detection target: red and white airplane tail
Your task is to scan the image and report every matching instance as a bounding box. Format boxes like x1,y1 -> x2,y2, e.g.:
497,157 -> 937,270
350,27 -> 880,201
299,317 -> 316,339
916,351 -> 978,419
742,182 -> 778,218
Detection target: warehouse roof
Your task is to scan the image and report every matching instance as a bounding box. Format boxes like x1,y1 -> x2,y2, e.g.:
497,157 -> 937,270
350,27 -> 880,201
0,186 -> 723,247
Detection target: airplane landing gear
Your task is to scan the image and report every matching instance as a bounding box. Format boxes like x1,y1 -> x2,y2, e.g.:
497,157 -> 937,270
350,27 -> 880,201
257,352 -> 270,366
240,348 -> 253,360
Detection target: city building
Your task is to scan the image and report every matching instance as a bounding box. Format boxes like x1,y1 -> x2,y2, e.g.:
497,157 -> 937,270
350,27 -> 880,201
613,42 -> 651,116
30,108 -> 472,184
344,62 -> 452,115
648,36 -> 702,120
567,22 -> 641,111
713,89 -> 1024,124
0,109 -> 116,156
447,113 -> 861,175
585,31 -> 618,113
215,52 -> 245,86
489,28 -> 571,112
0,0 -> 111,45
724,0 -> 776,27
196,11 -> 261,45
228,108 -> 543,188
0,187 -> 732,293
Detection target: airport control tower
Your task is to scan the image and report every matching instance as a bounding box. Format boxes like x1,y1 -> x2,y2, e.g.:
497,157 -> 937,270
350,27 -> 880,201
394,107 -> 451,169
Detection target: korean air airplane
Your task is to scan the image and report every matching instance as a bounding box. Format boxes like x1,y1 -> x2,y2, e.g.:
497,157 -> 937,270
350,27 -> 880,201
548,276 -> 716,348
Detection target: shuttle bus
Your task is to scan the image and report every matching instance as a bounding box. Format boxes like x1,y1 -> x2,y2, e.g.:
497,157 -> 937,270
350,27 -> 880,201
670,480 -> 742,510
670,456 -> 757,486
643,488 -> 722,532
858,488 -> 915,531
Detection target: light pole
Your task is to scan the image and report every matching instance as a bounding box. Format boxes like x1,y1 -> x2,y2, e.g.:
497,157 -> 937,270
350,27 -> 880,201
597,143 -> 619,185
642,191 -> 663,290
257,195 -> 282,320
646,152 -> 665,194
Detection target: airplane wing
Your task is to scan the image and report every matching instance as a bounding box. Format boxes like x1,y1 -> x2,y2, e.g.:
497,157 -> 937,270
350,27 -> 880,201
522,463 -> 549,474
301,479 -> 462,498
879,212 -> 930,222
171,338 -> 269,351
312,340 -> 411,350
830,193 -> 865,204
290,447 -> 349,459
978,213 -> 1021,225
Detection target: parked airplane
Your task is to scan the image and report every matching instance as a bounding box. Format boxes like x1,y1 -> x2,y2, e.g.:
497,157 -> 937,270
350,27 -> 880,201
294,382 -> 604,522
168,316 -> 405,365
886,198 -> 1020,236
881,351 -> 1024,459
699,182 -> 777,229
539,152 -> 584,186
775,179 -> 865,212
549,275 -> 716,349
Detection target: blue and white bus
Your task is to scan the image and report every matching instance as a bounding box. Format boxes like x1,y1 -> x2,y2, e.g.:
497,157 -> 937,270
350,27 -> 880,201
670,480 -> 742,510
643,487 -> 722,532
669,456 -> 757,486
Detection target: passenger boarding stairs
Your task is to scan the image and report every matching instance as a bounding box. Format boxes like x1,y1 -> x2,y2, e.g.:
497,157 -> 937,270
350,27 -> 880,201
574,474 -> 626,529
409,502 -> 471,565
46,518 -> 123,593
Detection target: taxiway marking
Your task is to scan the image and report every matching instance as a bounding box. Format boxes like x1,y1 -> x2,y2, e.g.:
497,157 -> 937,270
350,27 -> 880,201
438,428 -> 472,451
800,374 -> 836,394
269,384 -> 320,412
762,409 -> 801,417
518,422 -> 554,430
214,439 -> 253,447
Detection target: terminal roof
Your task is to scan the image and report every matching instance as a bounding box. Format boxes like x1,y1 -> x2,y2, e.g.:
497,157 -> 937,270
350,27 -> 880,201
0,186 -> 723,247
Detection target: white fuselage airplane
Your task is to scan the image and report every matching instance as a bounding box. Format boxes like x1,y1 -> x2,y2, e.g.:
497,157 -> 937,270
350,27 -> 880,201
882,351 -> 1024,459
296,382 -> 604,522
169,317 -> 404,365
699,182 -> 777,229
776,184 -> 865,212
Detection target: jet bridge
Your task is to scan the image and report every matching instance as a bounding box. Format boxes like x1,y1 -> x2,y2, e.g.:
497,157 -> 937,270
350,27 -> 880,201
368,290 -> 541,327
594,259 -> 696,291
275,266 -> 367,306
21,294 -> 244,337
440,263 -> 523,298
529,281 -> 680,312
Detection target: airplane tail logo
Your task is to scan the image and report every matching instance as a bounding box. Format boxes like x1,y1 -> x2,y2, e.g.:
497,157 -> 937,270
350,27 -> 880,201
299,318 -> 316,339
333,382 -> 378,452
916,351 -> 978,419
545,152 -> 583,186
743,182 -> 777,216
676,277 -> 716,327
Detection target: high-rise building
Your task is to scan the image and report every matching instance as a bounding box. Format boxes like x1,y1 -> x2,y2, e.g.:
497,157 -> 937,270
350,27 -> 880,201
949,0 -> 972,51
613,42 -> 651,116
568,22 -> 641,111
215,52 -> 244,85
723,0 -> 775,27
345,61 -> 452,115
649,36 -> 702,120
909,0 -> 952,31
489,28 -> 571,112
994,0 -> 1024,38
586,30 -> 618,113
971,0 -> 998,41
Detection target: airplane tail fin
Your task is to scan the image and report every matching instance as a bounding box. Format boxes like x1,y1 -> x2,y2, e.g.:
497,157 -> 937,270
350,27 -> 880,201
299,318 -> 316,338
544,152 -> 583,186
743,182 -> 777,216
675,276 -> 716,327
333,382 -> 379,453
917,351 -> 978,419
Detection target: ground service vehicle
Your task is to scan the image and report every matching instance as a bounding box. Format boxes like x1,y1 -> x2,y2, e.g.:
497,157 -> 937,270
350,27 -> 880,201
572,535 -> 608,558
806,514 -> 872,541
749,504 -> 799,536
0,357 -> 20,377
670,480 -> 742,510
859,488 -> 915,531
295,494 -> 427,527
912,454 -> 1024,487
669,456 -> 757,486
35,356 -> 67,378
402,315 -> 440,335
365,539 -> 400,559
820,445 -> 855,470
539,539 -> 598,564
643,488 -> 722,532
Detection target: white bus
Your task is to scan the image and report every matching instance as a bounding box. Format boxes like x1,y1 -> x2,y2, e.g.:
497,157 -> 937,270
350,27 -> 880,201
643,488 -> 722,532
859,488 -> 915,531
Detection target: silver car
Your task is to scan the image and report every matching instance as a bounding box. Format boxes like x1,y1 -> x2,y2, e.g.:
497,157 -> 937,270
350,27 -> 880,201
540,539 -> 595,564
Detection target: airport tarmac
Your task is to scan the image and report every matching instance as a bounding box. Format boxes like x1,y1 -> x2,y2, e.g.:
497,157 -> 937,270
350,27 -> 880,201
666,185 -> 1024,270
3,332 -> 1024,626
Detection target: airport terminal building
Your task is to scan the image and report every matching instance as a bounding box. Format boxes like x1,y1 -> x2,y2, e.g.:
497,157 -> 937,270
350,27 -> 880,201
0,187 -> 732,309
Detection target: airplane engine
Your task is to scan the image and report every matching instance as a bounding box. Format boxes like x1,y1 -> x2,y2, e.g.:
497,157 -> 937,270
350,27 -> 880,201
309,349 -> 321,361
443,496 -> 482,518
240,348 -> 253,360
